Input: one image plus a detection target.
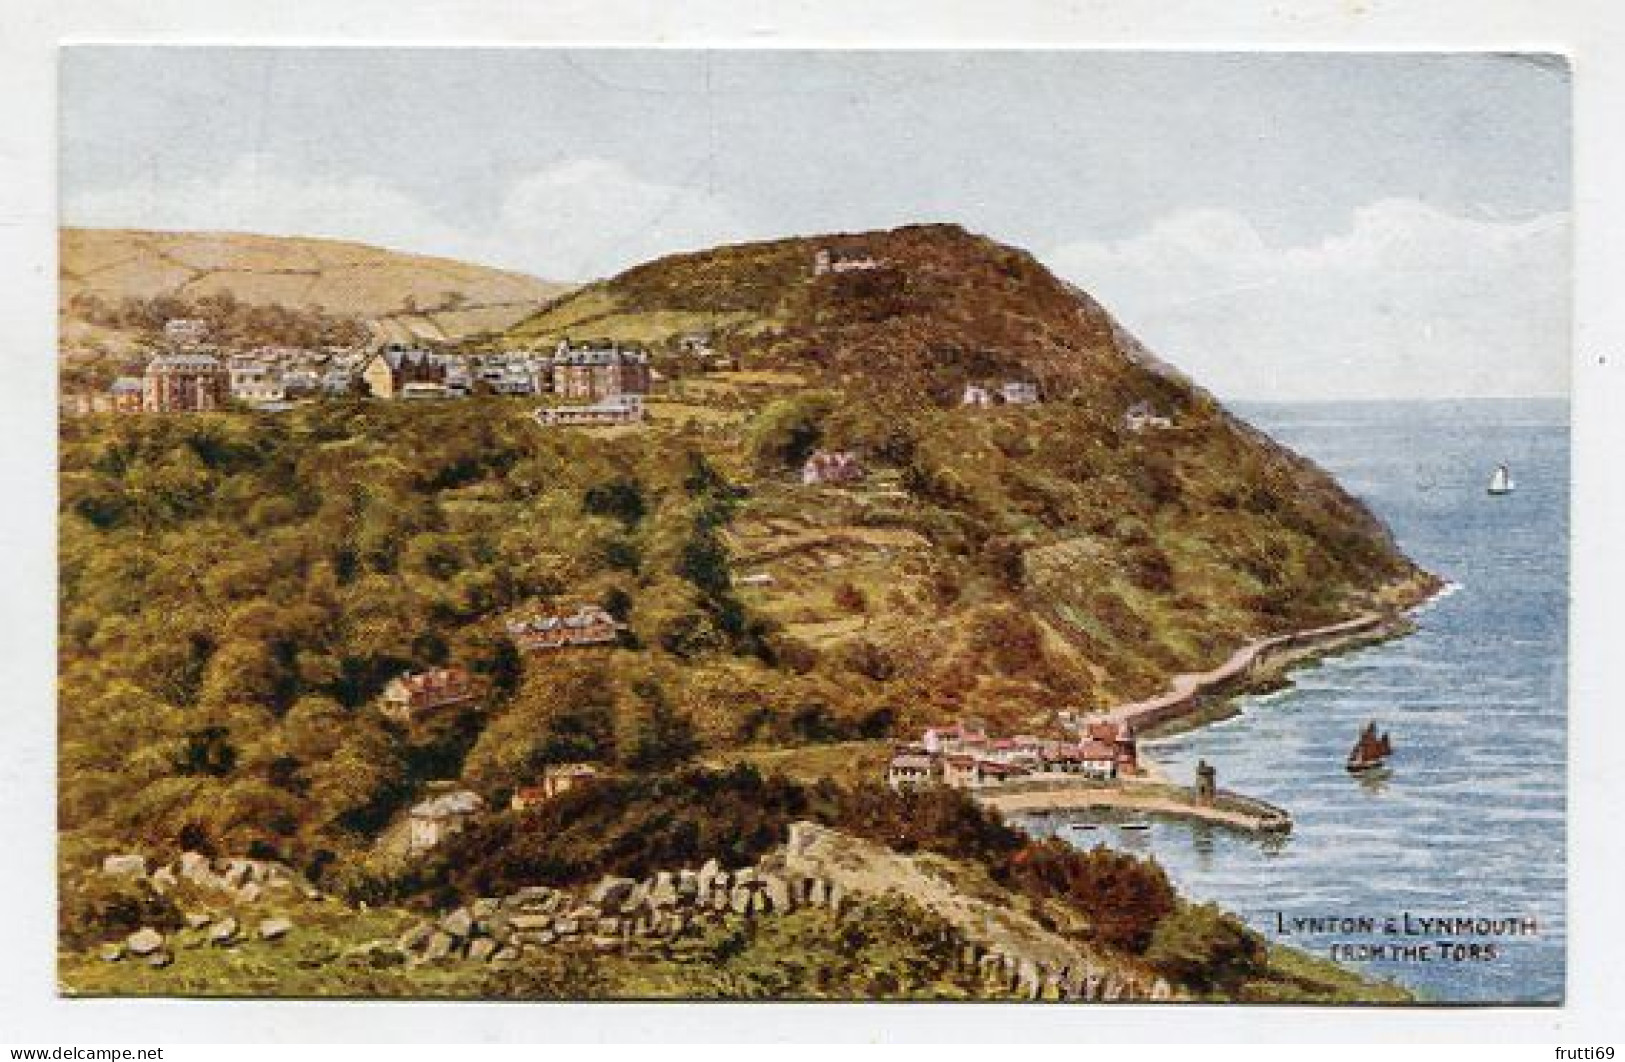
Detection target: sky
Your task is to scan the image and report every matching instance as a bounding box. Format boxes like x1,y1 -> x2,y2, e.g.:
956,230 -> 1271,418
60,49 -> 1572,401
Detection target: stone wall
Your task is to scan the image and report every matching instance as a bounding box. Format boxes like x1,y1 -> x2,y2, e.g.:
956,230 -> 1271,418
396,824 -> 1173,1002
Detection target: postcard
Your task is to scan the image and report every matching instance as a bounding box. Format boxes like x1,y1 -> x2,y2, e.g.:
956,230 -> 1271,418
54,47 -> 1569,1005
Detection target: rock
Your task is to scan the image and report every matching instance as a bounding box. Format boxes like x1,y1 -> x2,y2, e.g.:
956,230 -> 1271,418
806,878 -> 827,906
762,874 -> 791,913
184,911 -> 212,930
301,885 -> 325,902
787,821 -> 818,854
99,942 -> 124,962
398,922 -> 433,952
508,913 -> 552,935
493,946 -> 520,963
236,883 -> 263,904
208,917 -> 240,945
709,889 -> 729,912
150,867 -> 179,894
422,931 -> 456,962
257,916 -> 293,941
589,935 -> 620,953
471,897 -> 501,919
468,938 -> 497,963
441,907 -> 474,938
220,860 -> 253,889
676,869 -> 699,899
179,851 -> 211,881
145,950 -> 173,968
102,854 -> 148,878
125,927 -> 163,956
626,881 -> 650,913
697,858 -> 721,893
650,876 -> 680,909
1152,977 -> 1173,1002
589,876 -> 637,913
508,885 -> 555,911
733,867 -> 758,887
729,886 -> 755,916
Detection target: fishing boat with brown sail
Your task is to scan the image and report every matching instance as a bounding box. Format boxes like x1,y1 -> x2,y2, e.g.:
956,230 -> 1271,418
1346,721 -> 1393,774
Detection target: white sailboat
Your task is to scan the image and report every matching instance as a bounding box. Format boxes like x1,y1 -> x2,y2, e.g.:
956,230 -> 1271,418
1488,463 -> 1515,496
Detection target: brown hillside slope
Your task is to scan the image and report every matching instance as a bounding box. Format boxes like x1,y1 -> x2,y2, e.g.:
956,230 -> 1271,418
61,227 -> 570,325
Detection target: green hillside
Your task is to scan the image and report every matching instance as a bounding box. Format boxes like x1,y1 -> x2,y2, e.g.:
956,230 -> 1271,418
58,223 -> 1433,1000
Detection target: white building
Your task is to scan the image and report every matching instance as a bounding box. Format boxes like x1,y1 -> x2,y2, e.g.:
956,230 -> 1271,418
408,790 -> 484,853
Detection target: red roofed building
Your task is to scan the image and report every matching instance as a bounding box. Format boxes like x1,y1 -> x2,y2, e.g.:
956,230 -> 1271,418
382,667 -> 478,723
801,449 -> 864,486
506,605 -> 622,651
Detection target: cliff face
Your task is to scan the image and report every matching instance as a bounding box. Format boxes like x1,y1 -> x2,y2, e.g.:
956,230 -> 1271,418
509,224 -> 1431,721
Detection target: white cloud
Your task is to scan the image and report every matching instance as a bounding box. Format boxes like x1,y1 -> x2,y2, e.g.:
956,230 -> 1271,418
1043,200 -> 1571,401
496,159 -> 748,280
63,155 -> 749,283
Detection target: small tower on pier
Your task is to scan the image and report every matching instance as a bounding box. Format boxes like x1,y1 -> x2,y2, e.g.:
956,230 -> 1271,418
1195,759 -> 1217,805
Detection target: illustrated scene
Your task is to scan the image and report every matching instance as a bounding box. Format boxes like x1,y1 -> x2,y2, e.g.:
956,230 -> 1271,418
57,50 -> 1569,1003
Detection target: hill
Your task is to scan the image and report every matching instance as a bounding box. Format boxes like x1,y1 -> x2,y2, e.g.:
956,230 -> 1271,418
506,224 -> 1435,713
56,223 -> 1435,999
62,227 -> 570,320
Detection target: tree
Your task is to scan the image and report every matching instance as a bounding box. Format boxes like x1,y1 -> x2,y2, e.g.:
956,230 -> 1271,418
615,683 -> 700,771
747,392 -> 838,472
1144,902 -> 1267,995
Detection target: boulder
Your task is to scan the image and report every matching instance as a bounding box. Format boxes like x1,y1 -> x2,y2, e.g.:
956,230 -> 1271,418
649,876 -> 680,909
697,859 -> 721,893
441,907 -> 474,938
220,860 -> 253,889
398,922 -> 433,952
422,930 -> 456,962
507,913 -> 552,935
676,869 -> 699,899
589,876 -> 637,913
733,867 -> 758,888
468,938 -> 497,963
257,916 -> 293,941
762,874 -> 791,913
471,897 -> 501,919
729,886 -> 754,916
208,917 -> 240,945
101,854 -> 148,879
508,885 -> 555,911
806,878 -> 828,906
125,927 -> 163,957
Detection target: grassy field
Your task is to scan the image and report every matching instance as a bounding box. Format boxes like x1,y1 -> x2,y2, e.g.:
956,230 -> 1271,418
708,739 -> 894,787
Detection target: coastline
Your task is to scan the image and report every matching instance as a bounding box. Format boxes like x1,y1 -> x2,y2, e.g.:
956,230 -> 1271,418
977,574 -> 1442,828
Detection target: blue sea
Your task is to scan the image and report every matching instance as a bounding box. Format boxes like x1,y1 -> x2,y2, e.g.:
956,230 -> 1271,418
1019,398 -> 1569,1004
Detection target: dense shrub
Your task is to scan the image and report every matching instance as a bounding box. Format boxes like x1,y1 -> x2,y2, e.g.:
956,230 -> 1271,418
1144,902 -> 1268,994
1004,838 -> 1179,953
